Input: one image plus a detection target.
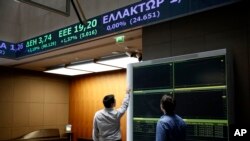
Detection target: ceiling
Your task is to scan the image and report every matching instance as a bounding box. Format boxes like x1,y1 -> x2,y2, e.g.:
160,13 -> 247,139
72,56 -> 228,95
0,29 -> 142,71
0,0 -> 142,72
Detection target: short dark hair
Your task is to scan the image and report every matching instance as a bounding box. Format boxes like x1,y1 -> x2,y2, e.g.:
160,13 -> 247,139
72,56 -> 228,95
161,95 -> 176,115
103,94 -> 115,108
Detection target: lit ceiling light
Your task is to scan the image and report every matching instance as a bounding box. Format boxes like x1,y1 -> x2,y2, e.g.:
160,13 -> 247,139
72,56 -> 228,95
45,54 -> 140,76
67,61 -> 121,72
44,67 -> 92,76
97,56 -> 138,68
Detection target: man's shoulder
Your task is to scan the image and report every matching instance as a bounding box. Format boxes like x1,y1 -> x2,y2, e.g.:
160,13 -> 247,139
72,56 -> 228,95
95,109 -> 104,116
160,114 -> 184,122
175,115 -> 185,121
174,114 -> 186,126
159,115 -> 172,122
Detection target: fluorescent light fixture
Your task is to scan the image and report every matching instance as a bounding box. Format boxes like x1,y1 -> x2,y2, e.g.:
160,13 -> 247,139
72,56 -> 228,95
44,67 -> 92,76
45,55 -> 139,76
68,62 -> 121,72
98,56 -> 138,68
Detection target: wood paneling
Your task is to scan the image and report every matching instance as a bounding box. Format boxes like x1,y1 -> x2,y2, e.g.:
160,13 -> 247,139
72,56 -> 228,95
0,68 -> 69,140
69,70 -> 127,141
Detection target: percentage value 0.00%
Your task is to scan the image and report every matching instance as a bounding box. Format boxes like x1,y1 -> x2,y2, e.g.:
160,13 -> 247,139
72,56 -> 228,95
106,21 -> 127,31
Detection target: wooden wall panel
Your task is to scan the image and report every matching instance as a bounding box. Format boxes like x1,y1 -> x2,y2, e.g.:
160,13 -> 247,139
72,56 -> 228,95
0,68 -> 69,140
69,70 -> 127,141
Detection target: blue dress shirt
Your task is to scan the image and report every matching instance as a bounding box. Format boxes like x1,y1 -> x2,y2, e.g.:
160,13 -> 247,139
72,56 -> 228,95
156,114 -> 186,141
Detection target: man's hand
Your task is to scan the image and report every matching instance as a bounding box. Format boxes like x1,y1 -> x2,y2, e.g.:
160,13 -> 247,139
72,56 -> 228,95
126,88 -> 132,94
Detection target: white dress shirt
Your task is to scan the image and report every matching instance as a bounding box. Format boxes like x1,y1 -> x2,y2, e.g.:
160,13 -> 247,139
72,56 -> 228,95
92,94 -> 130,141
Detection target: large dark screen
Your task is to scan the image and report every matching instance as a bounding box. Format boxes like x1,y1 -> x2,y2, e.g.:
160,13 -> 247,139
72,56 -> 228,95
133,120 -> 157,141
132,52 -> 230,141
133,63 -> 172,90
133,92 -> 172,118
174,56 -> 226,87
174,90 -> 227,119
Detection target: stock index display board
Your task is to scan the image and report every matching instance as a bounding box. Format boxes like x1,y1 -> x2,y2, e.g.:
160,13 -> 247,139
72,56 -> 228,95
0,0 -> 239,59
130,50 -> 232,141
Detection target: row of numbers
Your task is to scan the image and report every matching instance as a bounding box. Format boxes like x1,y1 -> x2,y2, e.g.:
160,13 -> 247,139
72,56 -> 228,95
79,29 -> 97,39
58,19 -> 97,38
130,11 -> 160,25
74,19 -> 98,33
26,34 -> 52,48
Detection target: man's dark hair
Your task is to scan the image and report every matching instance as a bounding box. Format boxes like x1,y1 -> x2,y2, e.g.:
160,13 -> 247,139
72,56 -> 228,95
103,94 -> 115,108
161,95 -> 176,115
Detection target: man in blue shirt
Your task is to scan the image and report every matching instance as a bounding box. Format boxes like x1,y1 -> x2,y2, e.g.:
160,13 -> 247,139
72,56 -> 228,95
156,95 -> 186,141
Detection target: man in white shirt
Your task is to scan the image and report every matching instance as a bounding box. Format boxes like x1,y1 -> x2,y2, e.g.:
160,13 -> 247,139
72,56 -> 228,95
92,89 -> 131,141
